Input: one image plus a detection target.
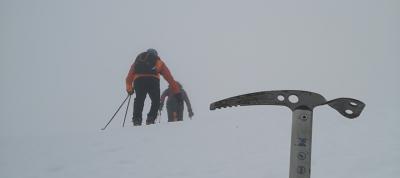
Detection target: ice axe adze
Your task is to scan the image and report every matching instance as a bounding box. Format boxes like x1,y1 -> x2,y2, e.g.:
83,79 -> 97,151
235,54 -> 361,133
210,90 -> 365,178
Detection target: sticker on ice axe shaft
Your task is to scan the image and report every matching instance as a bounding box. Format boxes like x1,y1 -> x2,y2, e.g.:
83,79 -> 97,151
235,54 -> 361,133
296,138 -> 308,147
297,166 -> 307,175
210,90 -> 365,178
297,152 -> 308,160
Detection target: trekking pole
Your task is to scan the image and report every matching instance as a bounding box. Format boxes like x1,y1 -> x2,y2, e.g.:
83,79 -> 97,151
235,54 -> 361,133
101,95 -> 130,130
122,95 -> 132,127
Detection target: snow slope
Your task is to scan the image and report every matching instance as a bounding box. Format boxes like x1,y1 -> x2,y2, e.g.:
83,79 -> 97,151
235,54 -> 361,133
1,107 -> 399,178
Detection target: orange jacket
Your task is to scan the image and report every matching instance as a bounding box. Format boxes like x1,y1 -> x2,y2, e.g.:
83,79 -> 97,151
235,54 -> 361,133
125,58 -> 180,94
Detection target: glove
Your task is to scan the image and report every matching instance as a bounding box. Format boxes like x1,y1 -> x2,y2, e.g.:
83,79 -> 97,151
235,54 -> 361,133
127,88 -> 134,95
188,110 -> 194,118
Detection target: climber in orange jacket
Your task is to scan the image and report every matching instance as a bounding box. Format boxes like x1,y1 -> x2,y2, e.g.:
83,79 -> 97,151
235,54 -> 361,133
126,48 -> 181,126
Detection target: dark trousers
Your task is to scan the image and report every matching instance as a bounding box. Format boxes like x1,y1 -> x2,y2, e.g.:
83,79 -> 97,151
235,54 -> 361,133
166,99 -> 184,122
132,77 -> 160,125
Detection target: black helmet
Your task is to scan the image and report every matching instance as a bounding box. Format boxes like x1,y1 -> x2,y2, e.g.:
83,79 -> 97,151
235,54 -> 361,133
146,48 -> 158,56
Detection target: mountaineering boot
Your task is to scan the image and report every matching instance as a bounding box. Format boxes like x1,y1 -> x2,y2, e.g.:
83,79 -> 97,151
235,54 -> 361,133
146,120 -> 155,125
146,116 -> 156,125
132,117 -> 142,126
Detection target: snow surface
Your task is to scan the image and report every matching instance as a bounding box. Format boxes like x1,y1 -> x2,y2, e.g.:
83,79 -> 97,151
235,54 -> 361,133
1,109 -> 399,178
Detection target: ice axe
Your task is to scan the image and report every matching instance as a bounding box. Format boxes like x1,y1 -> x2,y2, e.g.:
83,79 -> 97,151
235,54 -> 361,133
210,90 -> 365,178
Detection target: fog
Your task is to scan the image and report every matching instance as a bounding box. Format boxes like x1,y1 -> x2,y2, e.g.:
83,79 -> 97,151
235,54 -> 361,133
1,0 -> 399,177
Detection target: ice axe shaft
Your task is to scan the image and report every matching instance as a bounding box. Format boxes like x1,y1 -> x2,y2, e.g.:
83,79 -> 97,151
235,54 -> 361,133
210,90 -> 365,178
290,109 -> 312,178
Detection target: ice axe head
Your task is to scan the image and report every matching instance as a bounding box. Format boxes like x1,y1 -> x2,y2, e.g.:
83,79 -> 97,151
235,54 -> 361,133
210,90 -> 365,119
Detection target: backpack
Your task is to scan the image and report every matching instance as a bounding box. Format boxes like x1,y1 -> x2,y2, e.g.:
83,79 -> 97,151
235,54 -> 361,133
134,52 -> 159,74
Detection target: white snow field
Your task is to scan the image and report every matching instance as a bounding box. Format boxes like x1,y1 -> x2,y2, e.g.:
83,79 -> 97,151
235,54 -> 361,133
1,106 -> 399,178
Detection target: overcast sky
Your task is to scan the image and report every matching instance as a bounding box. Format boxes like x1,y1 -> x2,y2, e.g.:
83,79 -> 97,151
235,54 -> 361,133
1,0 -> 399,141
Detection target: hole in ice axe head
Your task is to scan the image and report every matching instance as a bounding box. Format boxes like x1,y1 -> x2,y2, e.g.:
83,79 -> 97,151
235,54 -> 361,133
326,98 -> 365,119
